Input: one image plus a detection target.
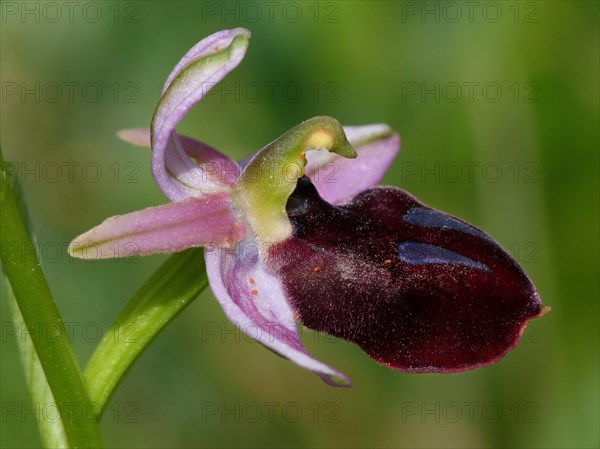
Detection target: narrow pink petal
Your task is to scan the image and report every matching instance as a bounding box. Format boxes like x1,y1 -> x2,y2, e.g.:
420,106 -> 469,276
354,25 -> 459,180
205,243 -> 351,387
118,128 -> 241,188
305,124 -> 400,205
117,128 -> 151,147
152,29 -> 251,201
69,192 -> 245,259
176,134 -> 241,186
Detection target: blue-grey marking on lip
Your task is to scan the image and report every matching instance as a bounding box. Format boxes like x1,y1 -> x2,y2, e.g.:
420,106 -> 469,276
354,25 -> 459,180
403,207 -> 492,242
398,242 -> 490,271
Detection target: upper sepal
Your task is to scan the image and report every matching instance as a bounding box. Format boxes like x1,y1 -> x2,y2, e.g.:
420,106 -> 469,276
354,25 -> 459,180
267,178 -> 547,373
151,28 -> 250,201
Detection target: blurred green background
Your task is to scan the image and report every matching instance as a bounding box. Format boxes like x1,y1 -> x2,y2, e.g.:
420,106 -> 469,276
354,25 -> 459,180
1,1 -> 598,448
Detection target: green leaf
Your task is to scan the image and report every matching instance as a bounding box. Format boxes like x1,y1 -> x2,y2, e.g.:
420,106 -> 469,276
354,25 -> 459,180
0,147 -> 103,448
84,248 -> 208,410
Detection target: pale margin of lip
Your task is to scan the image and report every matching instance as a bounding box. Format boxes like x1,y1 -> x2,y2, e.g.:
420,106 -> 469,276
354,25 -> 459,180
204,242 -> 351,387
151,28 -> 251,201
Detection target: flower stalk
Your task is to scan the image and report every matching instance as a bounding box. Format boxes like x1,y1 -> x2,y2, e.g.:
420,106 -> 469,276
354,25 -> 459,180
1,147 -> 103,449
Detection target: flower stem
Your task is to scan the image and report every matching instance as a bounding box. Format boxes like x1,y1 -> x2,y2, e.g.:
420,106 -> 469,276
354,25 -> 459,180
4,281 -> 68,448
0,147 -> 103,448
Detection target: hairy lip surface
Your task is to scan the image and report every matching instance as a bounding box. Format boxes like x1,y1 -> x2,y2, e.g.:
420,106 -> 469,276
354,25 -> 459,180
267,177 -> 541,373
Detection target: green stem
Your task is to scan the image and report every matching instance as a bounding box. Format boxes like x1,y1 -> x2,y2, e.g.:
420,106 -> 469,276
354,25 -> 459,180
4,281 -> 68,448
84,248 -> 208,410
0,148 -> 103,448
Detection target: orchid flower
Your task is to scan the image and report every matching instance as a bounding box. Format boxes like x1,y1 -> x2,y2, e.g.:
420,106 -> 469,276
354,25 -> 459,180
69,28 -> 548,387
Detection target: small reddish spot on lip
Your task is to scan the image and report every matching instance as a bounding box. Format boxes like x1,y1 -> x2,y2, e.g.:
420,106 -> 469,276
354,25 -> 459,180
251,290 -> 258,296
312,266 -> 321,273
249,277 -> 255,284
384,259 -> 393,264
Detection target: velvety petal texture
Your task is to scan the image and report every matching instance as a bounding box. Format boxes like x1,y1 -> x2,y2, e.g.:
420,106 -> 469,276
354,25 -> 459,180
267,177 -> 544,372
69,193 -> 245,259
151,28 -> 250,200
205,242 -> 351,386
71,28 -> 546,386
306,124 -> 400,205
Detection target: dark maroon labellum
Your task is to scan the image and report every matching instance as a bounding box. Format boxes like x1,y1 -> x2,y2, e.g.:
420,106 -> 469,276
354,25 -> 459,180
267,177 -> 544,373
